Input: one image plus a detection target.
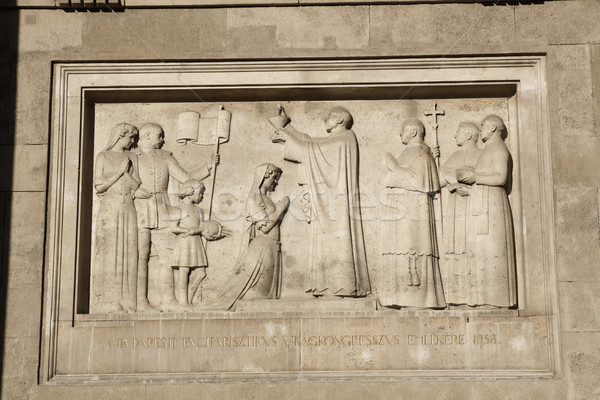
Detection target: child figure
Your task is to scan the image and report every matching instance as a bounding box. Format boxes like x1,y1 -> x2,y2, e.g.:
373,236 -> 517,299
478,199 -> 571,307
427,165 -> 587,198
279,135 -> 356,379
170,179 -> 229,311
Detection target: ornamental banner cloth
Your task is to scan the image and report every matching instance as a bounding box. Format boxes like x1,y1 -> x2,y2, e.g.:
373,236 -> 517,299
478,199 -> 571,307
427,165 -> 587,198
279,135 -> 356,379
176,106 -> 231,146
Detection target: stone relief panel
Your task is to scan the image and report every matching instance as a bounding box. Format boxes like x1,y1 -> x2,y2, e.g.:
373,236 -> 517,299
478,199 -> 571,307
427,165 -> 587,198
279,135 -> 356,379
90,99 -> 516,314
43,59 -> 556,383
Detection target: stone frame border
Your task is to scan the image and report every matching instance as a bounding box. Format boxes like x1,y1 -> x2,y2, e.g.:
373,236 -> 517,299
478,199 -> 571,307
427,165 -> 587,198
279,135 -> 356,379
41,56 -> 558,384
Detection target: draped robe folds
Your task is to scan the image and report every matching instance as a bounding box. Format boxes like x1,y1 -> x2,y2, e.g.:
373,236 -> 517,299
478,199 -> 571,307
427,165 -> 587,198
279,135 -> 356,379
283,129 -> 371,296
380,143 -> 446,308
211,194 -> 282,310
438,147 -> 482,305
206,167 -> 283,310
91,150 -> 141,313
467,139 -> 517,308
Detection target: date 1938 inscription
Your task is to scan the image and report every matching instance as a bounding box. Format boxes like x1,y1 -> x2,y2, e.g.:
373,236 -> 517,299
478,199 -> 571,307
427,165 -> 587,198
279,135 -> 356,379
104,333 -> 499,350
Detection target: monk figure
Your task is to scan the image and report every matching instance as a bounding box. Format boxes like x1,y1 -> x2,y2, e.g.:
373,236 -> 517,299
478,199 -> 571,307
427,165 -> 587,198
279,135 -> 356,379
380,118 -> 446,309
456,115 -> 517,308
438,122 -> 483,305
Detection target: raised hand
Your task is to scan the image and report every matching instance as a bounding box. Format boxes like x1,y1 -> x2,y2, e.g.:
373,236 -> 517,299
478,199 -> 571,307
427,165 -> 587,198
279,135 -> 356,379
118,157 -> 131,175
385,153 -> 398,171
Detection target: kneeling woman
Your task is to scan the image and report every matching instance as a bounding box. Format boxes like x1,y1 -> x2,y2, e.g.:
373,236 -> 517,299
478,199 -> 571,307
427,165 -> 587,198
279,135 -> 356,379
212,163 -> 289,310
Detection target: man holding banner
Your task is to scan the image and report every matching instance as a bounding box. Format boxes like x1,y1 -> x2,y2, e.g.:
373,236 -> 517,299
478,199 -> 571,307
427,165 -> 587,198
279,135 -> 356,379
134,122 -> 218,312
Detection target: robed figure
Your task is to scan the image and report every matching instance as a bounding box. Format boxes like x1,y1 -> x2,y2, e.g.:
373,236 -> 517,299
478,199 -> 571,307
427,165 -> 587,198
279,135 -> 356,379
272,106 -> 371,297
207,163 -> 289,310
380,119 -> 446,309
91,123 -> 141,313
438,122 -> 483,305
457,115 -> 517,308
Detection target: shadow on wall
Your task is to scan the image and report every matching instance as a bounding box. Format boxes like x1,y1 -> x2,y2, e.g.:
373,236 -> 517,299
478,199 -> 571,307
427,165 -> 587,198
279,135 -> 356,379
0,1 -> 18,388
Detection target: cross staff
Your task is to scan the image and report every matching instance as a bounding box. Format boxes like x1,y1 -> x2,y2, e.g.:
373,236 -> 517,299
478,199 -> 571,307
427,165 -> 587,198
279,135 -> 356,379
424,102 -> 445,234
423,101 -> 445,167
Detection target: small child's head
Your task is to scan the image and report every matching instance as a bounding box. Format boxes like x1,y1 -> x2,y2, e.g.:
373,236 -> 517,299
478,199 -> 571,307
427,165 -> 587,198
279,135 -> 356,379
178,179 -> 205,204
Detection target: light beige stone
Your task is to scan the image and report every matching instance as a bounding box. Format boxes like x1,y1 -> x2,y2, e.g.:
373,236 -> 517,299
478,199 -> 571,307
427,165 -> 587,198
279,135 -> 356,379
369,4 -> 515,50
559,281 -> 600,331
5,192 -> 45,287
0,145 -> 47,191
14,53 -> 50,145
18,10 -> 83,53
0,372 -> 38,400
548,45 -> 595,136
126,0 -> 298,5
76,386 -> 148,400
562,332 -> 600,400
81,9 -> 227,58
226,6 -> 369,50
4,284 -> 41,338
551,136 -> 600,186
41,59 -> 557,385
515,1 -> 600,45
555,186 -> 600,282
1,337 -> 38,379
593,44 -> 600,135
5,0 -> 600,396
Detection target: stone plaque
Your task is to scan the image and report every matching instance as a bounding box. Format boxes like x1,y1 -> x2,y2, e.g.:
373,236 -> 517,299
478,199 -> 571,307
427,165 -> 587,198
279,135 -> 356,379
42,57 -> 558,383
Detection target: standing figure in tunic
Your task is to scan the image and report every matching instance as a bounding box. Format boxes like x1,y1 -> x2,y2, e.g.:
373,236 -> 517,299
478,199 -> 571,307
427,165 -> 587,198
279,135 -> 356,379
210,163 -> 289,310
380,118 -> 446,309
438,122 -> 483,305
272,107 -> 371,297
91,123 -> 141,313
134,122 -> 218,312
170,180 -> 230,311
456,115 -> 517,308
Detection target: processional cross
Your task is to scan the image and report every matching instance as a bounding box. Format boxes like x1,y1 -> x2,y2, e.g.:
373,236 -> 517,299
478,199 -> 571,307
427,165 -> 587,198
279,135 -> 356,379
423,101 -> 445,233
423,101 -> 445,167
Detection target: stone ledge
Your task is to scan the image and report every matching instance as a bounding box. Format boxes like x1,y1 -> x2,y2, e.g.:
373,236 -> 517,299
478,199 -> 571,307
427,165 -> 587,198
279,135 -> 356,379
73,304 -> 518,325
1,0 -> 532,9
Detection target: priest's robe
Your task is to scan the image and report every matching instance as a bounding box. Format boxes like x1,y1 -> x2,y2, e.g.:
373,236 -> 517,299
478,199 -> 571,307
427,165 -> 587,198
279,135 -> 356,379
283,128 -> 371,296
438,146 -> 481,305
467,139 -> 517,308
380,143 -> 446,308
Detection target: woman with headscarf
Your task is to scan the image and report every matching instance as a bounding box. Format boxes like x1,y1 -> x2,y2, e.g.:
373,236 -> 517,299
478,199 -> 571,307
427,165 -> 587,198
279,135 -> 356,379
91,123 -> 141,313
210,163 -> 289,310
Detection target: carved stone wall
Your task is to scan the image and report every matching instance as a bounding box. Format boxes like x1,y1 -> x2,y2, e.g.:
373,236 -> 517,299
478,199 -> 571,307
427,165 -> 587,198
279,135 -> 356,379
41,58 -> 555,382
2,2 -> 600,399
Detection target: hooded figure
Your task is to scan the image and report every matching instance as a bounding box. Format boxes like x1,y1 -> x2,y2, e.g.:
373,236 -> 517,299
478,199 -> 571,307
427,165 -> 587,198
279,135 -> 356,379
91,123 -> 141,313
209,163 -> 289,310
